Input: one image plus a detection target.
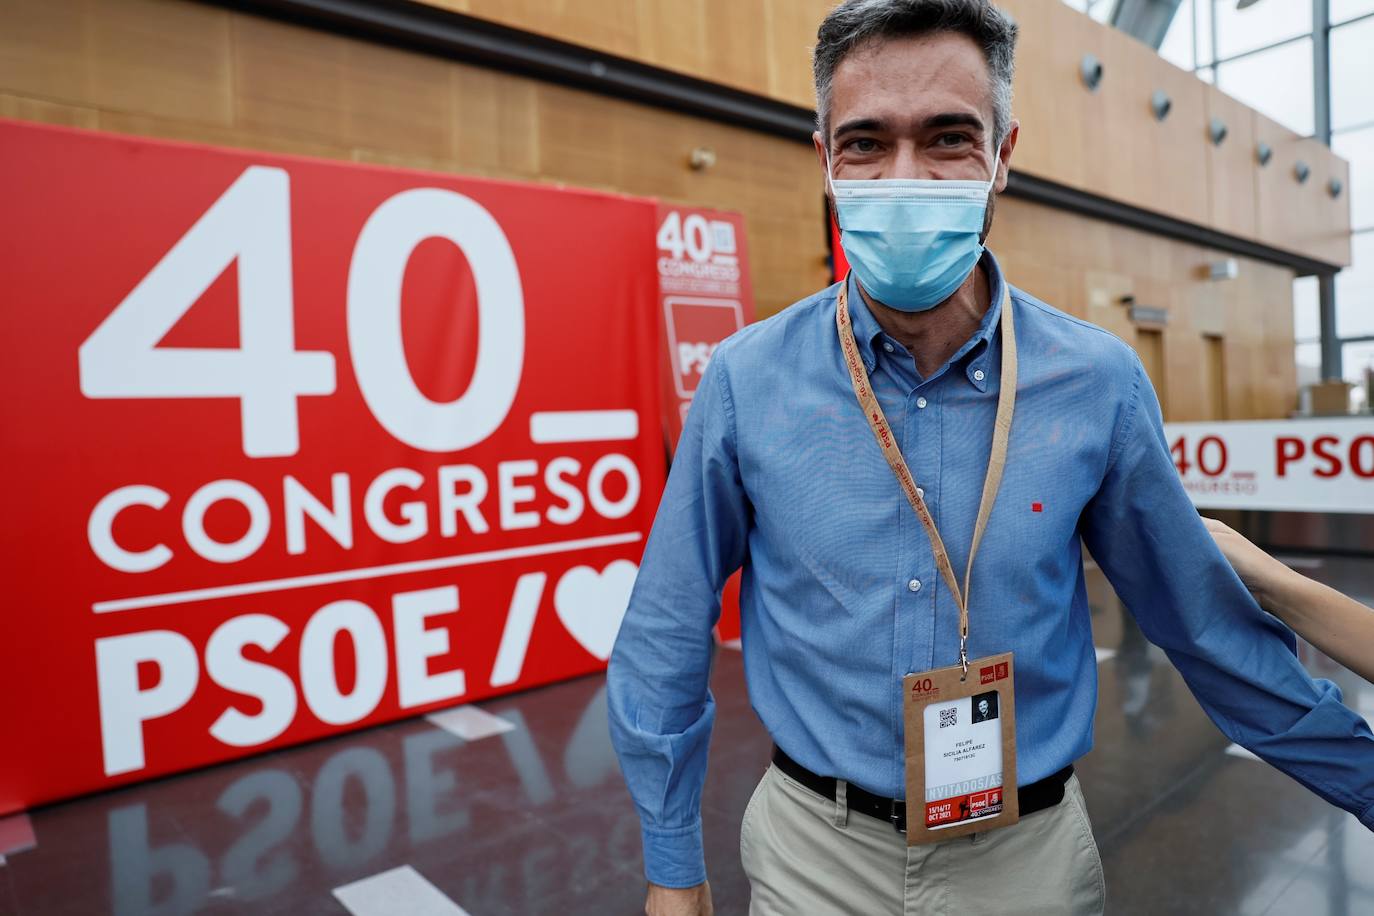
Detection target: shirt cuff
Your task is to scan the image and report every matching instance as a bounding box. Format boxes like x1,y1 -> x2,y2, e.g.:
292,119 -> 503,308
641,820 -> 706,888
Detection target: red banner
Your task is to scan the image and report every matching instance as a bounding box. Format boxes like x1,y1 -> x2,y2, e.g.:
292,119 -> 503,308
653,205 -> 754,641
0,119 -> 667,814
654,204 -> 755,448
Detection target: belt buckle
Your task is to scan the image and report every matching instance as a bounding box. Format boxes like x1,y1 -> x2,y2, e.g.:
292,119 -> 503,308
889,799 -> 906,835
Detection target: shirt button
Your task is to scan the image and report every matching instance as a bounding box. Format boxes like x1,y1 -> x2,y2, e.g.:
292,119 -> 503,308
916,397 -> 928,409
882,341 -> 895,353
973,369 -> 986,382
916,487 -> 925,499
908,578 -> 922,593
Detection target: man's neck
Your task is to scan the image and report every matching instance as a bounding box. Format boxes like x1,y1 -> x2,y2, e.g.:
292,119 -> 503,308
858,263 -> 991,378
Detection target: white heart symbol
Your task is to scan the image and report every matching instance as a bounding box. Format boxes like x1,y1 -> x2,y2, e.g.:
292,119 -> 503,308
554,560 -> 639,662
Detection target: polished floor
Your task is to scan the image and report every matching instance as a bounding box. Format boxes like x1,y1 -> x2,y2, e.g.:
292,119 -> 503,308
1,559 -> 1371,915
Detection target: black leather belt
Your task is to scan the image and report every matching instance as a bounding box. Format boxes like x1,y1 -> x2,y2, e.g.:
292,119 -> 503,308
772,745 -> 1073,835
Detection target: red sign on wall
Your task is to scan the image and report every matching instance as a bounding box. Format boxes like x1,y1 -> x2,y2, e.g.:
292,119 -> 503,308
0,119 -> 667,814
654,205 -> 755,447
653,206 -> 754,641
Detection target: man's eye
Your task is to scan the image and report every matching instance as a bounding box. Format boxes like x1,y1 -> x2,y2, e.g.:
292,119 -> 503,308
848,138 -> 878,153
937,133 -> 969,147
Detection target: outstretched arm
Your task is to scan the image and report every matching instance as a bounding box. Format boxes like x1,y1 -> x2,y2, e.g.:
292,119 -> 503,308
1204,517 -> 1374,684
1081,357 -> 1374,829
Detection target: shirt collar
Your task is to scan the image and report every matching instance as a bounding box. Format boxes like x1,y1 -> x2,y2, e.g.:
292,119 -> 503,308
842,250 -> 1007,390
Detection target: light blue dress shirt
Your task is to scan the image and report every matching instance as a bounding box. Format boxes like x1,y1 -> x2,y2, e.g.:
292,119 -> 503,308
607,253 -> 1374,888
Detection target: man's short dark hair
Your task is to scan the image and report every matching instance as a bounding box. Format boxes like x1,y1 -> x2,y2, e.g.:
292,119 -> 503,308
813,0 -> 1018,145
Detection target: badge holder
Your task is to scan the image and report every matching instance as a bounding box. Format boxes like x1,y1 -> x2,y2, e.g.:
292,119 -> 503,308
902,652 -> 1019,845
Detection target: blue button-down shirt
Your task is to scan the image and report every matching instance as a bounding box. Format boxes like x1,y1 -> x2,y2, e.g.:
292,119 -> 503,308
607,253 -> 1374,888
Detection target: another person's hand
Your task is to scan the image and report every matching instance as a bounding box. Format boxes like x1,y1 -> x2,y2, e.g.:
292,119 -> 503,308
645,881 -> 713,916
1202,517 -> 1298,605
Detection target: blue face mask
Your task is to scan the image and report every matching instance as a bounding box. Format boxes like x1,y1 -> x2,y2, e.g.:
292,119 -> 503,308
828,155 -> 998,313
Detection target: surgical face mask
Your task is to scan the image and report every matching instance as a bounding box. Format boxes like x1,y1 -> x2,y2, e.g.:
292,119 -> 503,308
827,149 -> 998,313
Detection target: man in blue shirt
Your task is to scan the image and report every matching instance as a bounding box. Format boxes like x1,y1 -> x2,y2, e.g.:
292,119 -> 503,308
608,2 -> 1374,914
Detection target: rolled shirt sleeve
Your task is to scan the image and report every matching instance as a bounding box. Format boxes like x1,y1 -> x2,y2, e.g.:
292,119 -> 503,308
1082,356 -> 1374,827
607,346 -> 751,886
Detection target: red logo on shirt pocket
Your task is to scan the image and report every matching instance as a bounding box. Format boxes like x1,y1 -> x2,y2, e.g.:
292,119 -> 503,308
1031,501 -> 1043,513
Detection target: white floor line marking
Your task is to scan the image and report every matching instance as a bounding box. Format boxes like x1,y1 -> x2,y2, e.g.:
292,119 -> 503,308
720,637 -> 742,651
426,705 -> 516,741
333,865 -> 472,916
1225,743 -> 1260,762
1095,647 -> 1116,664
1275,555 -> 1324,570
530,410 -> 638,443
93,531 -> 641,613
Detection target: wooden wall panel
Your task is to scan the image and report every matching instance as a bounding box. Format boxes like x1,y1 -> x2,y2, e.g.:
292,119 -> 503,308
991,196 -> 1296,421
232,15 -> 455,161
763,0 -> 829,111
1254,111 -> 1353,268
1204,85 -> 1259,241
1114,30 -> 1210,227
0,93 -> 97,129
0,0 -> 232,126
996,0 -> 1094,191
420,0 -> 831,105
1202,335 -> 1227,421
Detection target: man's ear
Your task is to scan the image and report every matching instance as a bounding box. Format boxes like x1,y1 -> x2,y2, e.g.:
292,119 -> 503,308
813,129 -> 830,178
995,119 -> 1020,193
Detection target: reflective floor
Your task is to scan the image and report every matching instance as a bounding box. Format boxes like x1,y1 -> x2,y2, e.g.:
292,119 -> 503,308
1,559 -> 1371,915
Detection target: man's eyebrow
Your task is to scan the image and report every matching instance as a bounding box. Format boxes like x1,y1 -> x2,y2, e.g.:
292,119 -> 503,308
923,112 -> 985,131
831,113 -> 985,142
832,118 -> 886,141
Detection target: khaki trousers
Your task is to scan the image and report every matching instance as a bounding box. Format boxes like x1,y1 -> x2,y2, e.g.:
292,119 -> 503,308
740,763 -> 1106,916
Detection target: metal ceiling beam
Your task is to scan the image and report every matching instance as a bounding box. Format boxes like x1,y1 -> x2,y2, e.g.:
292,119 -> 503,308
1110,0 -> 1185,50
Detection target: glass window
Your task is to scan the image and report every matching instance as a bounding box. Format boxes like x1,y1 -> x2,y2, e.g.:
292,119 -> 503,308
1332,0 -> 1374,27
1341,342 -> 1374,412
1336,230 -> 1374,338
1331,17 -> 1374,133
1061,0 -> 1117,23
1295,341 -> 1322,390
1216,38 -> 1314,136
1159,0 -> 1196,70
1212,0 -> 1311,61
1294,276 -> 1320,342
1195,0 -> 1215,68
1333,126 -> 1374,231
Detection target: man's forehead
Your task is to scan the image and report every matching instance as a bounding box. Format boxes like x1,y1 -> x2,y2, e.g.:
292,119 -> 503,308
828,31 -> 992,126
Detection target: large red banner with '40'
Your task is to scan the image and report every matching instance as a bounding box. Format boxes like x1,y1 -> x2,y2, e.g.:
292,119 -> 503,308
0,119 -> 667,814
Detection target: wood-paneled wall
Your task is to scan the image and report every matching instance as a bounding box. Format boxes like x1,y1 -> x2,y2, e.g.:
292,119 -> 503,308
432,0 -> 1353,267
0,0 -> 1298,419
421,0 -> 830,109
992,196 -> 1297,420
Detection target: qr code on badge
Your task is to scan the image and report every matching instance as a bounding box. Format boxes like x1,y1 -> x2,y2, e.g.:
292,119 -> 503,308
940,707 -> 957,728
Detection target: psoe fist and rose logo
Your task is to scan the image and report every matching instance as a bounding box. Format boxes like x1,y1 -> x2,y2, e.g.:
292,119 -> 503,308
0,120 -> 667,812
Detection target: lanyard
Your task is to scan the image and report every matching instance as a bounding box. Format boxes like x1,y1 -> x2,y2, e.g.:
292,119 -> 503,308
835,278 -> 1018,673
